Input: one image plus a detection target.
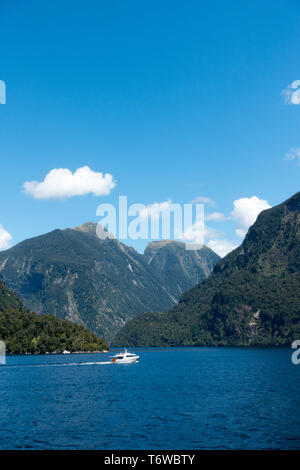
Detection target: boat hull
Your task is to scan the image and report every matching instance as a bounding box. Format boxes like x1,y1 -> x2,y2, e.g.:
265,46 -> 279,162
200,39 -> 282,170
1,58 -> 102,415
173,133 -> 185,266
112,357 -> 139,364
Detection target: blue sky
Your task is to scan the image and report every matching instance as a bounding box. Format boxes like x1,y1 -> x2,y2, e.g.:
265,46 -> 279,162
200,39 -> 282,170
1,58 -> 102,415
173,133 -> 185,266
0,0 -> 299,256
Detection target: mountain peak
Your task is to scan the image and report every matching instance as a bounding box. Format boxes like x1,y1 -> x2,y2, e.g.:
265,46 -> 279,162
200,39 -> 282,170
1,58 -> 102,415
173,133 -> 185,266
145,240 -> 185,252
0,223 -> 219,343
71,222 -> 98,235
71,222 -> 116,240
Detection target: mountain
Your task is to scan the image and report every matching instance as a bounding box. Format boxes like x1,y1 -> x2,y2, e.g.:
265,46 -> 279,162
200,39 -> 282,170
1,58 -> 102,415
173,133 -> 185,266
113,192 -> 300,347
0,278 -> 25,313
0,278 -> 108,354
0,223 -> 219,343
144,240 -> 219,300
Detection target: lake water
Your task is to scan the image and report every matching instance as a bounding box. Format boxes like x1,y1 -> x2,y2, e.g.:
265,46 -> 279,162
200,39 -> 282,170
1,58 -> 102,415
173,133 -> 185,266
0,348 -> 299,450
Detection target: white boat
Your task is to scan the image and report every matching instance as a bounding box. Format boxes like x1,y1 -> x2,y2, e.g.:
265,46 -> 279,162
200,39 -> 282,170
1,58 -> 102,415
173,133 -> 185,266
111,349 -> 139,364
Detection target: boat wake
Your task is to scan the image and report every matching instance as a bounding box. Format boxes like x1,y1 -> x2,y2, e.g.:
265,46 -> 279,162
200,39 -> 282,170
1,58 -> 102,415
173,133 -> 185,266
1,361 -> 113,368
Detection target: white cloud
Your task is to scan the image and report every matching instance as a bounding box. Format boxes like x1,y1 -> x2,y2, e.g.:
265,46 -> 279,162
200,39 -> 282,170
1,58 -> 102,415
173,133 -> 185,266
191,196 -> 215,206
282,80 -> 300,105
205,212 -> 226,221
207,239 -> 239,258
231,196 -> 271,238
181,215 -> 237,256
200,196 -> 271,256
284,148 -> 300,165
0,225 -> 12,250
139,195 -> 271,257
23,166 -> 116,200
181,221 -> 218,245
139,200 -> 172,220
180,221 -> 203,244
182,221 -> 238,257
182,195 -> 272,256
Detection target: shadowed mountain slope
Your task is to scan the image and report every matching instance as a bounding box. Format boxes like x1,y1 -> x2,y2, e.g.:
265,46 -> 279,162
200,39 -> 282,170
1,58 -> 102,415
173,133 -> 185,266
0,224 -> 219,342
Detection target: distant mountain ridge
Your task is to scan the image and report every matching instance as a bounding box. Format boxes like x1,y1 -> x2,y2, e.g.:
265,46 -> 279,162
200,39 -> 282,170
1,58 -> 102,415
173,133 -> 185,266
145,240 -> 219,300
113,191 -> 300,347
0,223 -> 219,343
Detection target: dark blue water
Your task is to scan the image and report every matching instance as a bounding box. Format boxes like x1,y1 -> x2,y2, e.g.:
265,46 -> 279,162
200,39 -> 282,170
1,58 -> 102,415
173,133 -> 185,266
0,348 -> 299,450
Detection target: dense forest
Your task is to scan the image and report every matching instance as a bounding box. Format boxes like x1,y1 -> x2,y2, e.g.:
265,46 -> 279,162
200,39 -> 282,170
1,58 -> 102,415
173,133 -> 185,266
0,279 -> 108,354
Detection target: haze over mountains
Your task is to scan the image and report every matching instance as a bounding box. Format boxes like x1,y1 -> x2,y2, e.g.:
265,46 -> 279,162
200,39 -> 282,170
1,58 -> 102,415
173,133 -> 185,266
0,223 -> 219,343
113,191 -> 300,347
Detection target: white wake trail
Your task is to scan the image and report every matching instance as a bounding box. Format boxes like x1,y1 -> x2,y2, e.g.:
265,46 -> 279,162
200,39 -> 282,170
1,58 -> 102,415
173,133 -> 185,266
1,361 -> 113,369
